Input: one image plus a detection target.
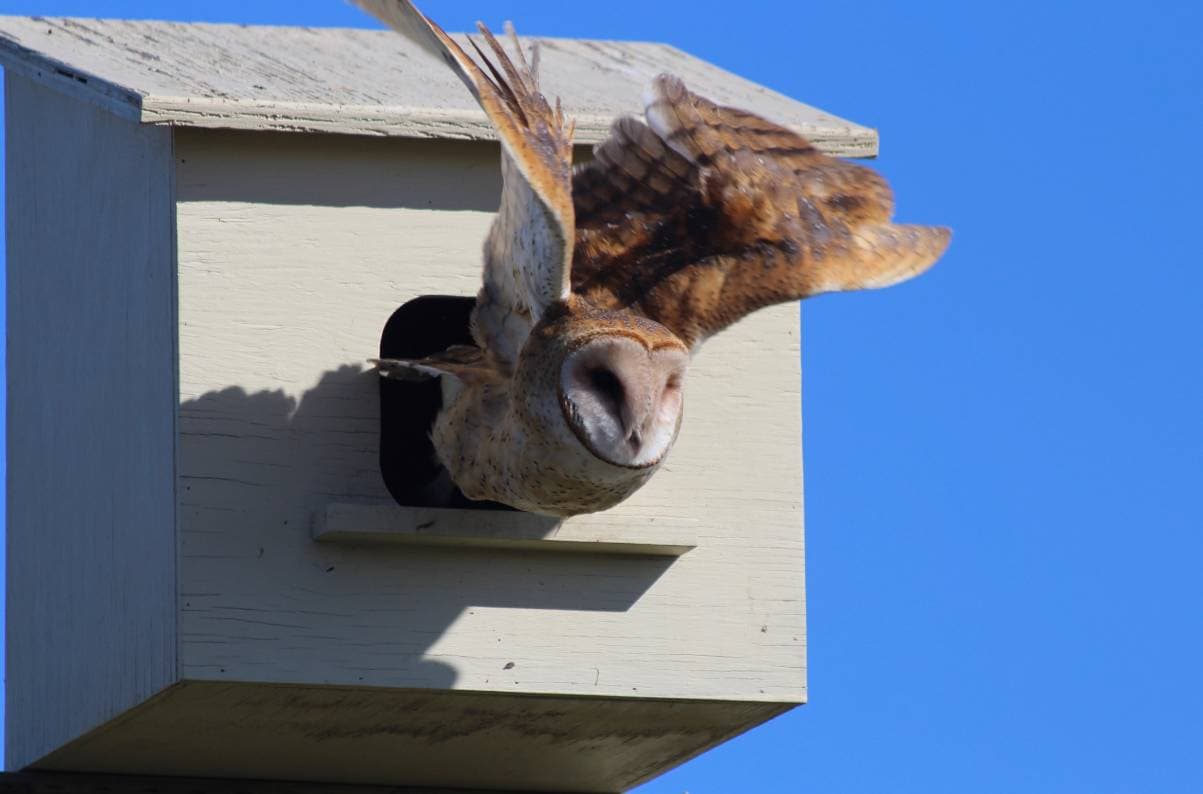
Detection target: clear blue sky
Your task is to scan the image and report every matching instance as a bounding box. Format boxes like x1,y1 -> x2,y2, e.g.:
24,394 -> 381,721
2,1 -> 1201,791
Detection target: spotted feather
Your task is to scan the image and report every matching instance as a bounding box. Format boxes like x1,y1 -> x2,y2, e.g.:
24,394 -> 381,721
573,75 -> 950,347
354,0 -> 575,370
360,1 -> 950,516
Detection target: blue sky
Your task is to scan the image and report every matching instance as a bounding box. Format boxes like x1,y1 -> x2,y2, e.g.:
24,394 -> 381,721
2,1 -> 1201,791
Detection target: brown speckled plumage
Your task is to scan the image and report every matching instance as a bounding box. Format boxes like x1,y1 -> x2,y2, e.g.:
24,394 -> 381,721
360,0 -> 951,516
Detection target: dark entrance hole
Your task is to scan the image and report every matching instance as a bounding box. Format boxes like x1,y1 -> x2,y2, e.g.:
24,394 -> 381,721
378,295 -> 513,511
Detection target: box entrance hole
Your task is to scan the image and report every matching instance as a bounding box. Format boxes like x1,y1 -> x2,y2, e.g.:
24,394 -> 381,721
378,295 -> 513,510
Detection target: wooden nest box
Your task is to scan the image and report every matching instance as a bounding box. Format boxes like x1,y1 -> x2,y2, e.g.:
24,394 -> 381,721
3,16 -> 877,794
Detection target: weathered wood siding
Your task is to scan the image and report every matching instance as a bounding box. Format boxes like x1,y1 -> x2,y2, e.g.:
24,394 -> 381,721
33,681 -> 788,792
0,16 -> 877,155
173,128 -> 807,704
4,74 -> 178,769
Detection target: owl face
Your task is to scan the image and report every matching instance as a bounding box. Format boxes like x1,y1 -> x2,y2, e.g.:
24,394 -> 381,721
512,302 -> 689,475
558,334 -> 688,468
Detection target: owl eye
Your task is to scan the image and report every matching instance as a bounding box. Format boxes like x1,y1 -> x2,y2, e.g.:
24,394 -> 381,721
589,368 -> 625,409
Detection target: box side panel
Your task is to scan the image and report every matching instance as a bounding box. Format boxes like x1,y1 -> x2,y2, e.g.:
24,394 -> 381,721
32,681 -> 792,792
174,130 -> 805,703
5,75 -> 178,768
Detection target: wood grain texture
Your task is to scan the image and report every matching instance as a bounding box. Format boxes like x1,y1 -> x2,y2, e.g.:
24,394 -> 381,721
0,16 -> 877,155
315,502 -> 697,556
31,682 -> 789,793
4,74 -> 178,769
173,128 -> 806,704
0,772 -> 517,794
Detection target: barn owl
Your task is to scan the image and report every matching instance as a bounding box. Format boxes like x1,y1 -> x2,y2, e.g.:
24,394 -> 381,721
356,0 -> 951,517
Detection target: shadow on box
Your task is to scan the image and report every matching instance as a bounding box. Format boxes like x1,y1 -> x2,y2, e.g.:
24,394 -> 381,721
168,291 -> 679,709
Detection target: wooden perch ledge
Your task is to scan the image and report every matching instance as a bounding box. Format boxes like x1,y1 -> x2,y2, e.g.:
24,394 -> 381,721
314,502 -> 697,556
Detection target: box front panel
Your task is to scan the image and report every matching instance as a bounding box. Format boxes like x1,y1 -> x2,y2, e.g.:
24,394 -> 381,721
174,130 -> 805,703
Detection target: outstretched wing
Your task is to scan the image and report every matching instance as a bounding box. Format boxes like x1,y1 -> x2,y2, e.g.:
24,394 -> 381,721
572,75 -> 950,348
354,0 -> 575,370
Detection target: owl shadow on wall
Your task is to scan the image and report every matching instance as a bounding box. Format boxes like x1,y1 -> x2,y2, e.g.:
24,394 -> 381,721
178,363 -> 673,689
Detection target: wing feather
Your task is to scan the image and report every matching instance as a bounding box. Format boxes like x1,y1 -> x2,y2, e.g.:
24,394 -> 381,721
353,0 -> 575,370
573,75 -> 949,348
373,346 -> 499,385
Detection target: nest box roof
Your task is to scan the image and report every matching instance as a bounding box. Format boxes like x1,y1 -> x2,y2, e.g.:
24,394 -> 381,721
0,16 -> 876,155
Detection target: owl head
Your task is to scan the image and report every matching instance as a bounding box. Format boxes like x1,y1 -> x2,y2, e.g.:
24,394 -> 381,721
514,300 -> 689,471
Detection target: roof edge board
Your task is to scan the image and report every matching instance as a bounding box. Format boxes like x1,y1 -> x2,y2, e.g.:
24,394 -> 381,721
141,96 -> 878,154
0,31 -> 144,121
0,17 -> 879,156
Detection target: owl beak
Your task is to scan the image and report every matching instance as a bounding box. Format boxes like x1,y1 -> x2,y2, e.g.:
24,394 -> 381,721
620,400 -> 654,454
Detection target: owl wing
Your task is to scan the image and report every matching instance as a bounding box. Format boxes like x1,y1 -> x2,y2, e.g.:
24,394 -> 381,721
572,75 -> 951,348
354,0 -> 575,370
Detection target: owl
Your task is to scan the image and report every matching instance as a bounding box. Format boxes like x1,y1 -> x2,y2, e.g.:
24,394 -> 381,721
356,0 -> 951,517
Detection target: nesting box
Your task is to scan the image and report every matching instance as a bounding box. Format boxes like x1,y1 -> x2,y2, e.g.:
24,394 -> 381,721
3,16 -> 877,793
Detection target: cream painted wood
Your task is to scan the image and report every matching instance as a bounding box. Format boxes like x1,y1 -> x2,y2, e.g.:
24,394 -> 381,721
32,682 -> 788,792
315,503 -> 698,556
3,17 -> 818,782
173,128 -> 806,704
4,75 -> 178,770
0,16 -> 877,155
